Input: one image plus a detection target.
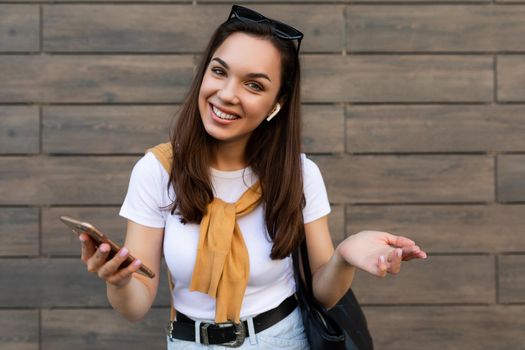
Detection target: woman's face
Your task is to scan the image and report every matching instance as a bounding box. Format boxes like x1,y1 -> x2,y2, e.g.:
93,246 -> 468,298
198,32 -> 282,147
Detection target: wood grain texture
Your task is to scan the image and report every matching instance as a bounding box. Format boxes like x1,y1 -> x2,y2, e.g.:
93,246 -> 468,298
0,310 -> 39,350
346,105 -> 525,153
499,254 -> 525,303
0,156 -> 138,205
0,258 -> 171,307
42,308 -> 167,350
203,0 -> 488,3
302,55 -> 493,103
2,0 -> 188,2
0,106 -> 39,154
43,106 -> 175,154
43,4 -> 342,53
353,255 -> 495,304
42,207 -> 126,256
347,5 -> 525,52
303,105 -> 344,153
347,204 -> 525,253
328,204 -> 345,246
0,207 -> 39,256
497,154 -> 525,202
0,55 -> 194,103
312,155 -> 494,204
364,305 -> 525,349
0,5 -> 39,52
498,55 -> 525,102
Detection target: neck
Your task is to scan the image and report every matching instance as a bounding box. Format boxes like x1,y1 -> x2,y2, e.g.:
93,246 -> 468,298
212,139 -> 248,171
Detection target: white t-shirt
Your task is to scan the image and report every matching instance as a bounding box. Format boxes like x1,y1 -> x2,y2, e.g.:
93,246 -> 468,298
119,152 -> 331,320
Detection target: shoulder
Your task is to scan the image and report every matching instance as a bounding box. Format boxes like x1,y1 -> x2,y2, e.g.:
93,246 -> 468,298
129,151 -> 169,186
300,153 -> 323,179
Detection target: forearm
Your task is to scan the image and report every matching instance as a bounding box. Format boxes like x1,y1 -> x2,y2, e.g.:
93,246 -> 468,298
107,275 -> 155,322
312,244 -> 355,309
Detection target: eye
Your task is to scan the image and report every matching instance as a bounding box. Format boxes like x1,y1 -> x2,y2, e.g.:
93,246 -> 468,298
211,67 -> 225,76
247,82 -> 264,91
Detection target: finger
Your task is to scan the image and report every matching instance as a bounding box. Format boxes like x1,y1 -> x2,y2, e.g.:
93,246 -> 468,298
97,247 -> 130,279
80,233 -> 96,263
377,255 -> 388,277
382,233 -> 416,248
86,243 -> 110,273
388,248 -> 402,275
401,249 -> 428,261
394,235 -> 417,248
401,245 -> 421,258
106,258 -> 142,286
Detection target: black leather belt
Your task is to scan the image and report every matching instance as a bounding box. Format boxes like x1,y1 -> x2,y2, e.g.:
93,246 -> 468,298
167,294 -> 297,348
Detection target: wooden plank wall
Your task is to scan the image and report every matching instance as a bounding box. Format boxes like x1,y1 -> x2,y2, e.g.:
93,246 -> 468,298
1,1 -> 524,349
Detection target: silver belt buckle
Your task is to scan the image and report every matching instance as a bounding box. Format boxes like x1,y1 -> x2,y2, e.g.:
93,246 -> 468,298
201,321 -> 246,348
166,321 -> 174,341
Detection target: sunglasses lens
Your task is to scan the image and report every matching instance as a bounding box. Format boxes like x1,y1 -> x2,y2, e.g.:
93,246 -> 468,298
228,5 -> 303,52
233,5 -> 265,21
272,21 -> 303,39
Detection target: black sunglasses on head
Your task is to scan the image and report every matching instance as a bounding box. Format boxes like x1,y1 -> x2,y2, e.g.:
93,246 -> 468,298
226,5 -> 304,54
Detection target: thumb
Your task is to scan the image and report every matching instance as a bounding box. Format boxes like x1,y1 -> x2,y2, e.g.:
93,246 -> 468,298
383,233 -> 416,247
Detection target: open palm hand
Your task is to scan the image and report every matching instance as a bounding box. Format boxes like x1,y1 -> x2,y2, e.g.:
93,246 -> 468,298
337,230 -> 427,278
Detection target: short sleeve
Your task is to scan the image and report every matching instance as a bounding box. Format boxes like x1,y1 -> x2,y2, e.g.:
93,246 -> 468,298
119,152 -> 168,228
301,154 -> 331,224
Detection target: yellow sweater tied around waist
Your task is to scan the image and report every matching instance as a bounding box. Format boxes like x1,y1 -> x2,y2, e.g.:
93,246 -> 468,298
148,142 -> 261,323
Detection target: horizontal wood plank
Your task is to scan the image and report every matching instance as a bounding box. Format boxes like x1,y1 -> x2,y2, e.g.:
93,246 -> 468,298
303,105 -> 344,153
346,105 -> 525,153
43,4 -> 342,53
42,308 -> 167,350
43,106 -> 175,154
347,5 -> 525,52
364,305 -> 525,349
0,106 -> 39,154
347,204 -> 525,253
0,156 -> 139,205
0,55 -> 194,103
311,155 -> 494,204
353,255 -> 495,304
302,55 -> 493,103
328,204 -> 345,246
498,55 -> 525,102
0,258 -> 170,307
42,104 -> 343,154
42,207 -> 127,256
497,154 -> 525,202
204,0 -> 488,3
499,254 -> 525,303
0,310 -> 39,350
0,207 -> 39,256
0,5 -> 39,52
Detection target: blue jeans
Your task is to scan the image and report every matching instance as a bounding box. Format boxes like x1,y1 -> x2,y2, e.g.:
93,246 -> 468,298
166,306 -> 310,350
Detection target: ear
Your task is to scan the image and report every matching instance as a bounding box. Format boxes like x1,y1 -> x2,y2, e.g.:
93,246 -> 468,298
266,102 -> 281,122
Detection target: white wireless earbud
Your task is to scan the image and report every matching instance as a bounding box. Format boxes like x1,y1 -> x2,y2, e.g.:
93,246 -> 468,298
266,103 -> 281,122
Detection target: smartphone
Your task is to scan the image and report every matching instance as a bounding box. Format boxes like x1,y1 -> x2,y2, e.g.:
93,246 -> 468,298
59,216 -> 155,278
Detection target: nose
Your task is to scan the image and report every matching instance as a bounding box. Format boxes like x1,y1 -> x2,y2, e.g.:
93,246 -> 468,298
217,79 -> 240,104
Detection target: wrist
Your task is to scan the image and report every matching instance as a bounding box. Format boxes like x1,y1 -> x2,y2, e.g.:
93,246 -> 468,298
334,243 -> 355,270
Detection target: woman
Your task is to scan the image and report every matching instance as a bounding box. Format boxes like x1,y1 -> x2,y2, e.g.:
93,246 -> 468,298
79,5 -> 427,349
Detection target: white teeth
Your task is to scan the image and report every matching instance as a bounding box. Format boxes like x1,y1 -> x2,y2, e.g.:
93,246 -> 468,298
212,105 -> 239,120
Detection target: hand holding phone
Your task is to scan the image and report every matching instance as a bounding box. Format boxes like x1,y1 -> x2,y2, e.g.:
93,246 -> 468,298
60,216 -> 155,279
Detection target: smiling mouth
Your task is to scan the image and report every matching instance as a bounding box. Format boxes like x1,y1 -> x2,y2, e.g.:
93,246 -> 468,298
211,104 -> 240,120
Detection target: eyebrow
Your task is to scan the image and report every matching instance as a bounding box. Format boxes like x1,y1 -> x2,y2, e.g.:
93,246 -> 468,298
211,57 -> 272,83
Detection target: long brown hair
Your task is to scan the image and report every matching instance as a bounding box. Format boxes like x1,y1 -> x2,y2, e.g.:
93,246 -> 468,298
168,19 -> 305,259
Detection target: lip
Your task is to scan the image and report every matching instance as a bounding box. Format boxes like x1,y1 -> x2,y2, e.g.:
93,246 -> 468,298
210,103 -> 240,117
209,103 -> 239,125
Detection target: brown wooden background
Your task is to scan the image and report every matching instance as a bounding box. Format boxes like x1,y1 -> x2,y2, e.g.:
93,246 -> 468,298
1,1 -> 525,349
